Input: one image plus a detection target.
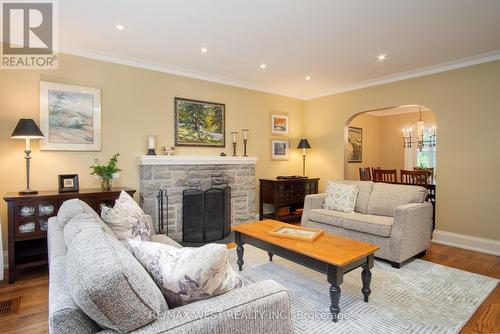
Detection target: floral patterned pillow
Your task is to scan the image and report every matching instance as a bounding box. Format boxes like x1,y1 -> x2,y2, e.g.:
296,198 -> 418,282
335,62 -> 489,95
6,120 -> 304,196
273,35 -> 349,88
323,181 -> 359,213
127,240 -> 242,307
101,191 -> 154,241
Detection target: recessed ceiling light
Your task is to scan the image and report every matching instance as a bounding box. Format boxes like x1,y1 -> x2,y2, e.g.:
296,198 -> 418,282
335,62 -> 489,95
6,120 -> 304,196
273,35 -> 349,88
115,24 -> 125,31
377,54 -> 387,61
305,76 -> 311,81
260,63 -> 267,69
201,47 -> 208,53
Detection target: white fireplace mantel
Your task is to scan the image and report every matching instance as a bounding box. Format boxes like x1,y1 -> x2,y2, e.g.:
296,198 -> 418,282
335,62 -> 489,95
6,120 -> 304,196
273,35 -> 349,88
137,155 -> 258,166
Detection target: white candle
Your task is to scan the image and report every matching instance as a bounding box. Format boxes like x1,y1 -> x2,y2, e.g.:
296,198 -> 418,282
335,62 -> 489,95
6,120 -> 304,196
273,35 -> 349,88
148,136 -> 155,150
243,131 -> 247,140
232,133 -> 237,143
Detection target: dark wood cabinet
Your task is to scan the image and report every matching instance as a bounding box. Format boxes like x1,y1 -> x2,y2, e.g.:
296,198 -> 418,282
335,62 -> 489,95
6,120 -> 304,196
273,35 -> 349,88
4,187 -> 135,284
259,178 -> 319,223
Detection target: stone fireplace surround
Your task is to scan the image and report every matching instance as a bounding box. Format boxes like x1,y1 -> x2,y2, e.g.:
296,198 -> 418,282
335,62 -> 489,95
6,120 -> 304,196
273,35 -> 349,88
138,156 -> 258,241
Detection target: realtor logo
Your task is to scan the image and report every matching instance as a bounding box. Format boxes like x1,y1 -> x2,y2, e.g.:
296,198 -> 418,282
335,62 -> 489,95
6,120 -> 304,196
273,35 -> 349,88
1,0 -> 58,69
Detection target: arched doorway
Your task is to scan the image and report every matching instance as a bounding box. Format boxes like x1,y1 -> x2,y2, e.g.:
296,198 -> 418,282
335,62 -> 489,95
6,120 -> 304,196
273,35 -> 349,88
344,105 -> 437,181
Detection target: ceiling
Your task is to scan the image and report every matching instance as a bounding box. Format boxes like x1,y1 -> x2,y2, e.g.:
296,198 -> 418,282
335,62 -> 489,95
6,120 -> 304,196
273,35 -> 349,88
57,0 -> 500,100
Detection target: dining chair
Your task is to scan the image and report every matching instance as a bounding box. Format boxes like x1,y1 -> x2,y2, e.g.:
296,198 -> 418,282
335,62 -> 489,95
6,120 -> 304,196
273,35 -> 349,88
414,167 -> 434,183
401,169 -> 428,186
373,169 -> 397,183
359,167 -> 371,181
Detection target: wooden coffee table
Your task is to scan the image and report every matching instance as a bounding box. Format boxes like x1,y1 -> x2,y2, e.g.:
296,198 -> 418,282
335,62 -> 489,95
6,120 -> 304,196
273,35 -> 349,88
232,219 -> 379,322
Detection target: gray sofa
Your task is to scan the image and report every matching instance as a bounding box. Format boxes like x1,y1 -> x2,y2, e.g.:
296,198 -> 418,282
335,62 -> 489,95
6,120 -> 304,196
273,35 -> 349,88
48,199 -> 293,334
302,181 -> 433,268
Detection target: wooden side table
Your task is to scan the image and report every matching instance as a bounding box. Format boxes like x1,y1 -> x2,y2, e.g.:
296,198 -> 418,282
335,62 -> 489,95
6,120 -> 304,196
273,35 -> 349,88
259,178 -> 319,223
3,187 -> 135,284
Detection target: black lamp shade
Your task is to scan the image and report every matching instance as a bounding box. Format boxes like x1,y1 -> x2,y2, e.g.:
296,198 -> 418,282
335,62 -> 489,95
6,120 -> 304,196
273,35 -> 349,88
11,118 -> 44,139
297,138 -> 311,149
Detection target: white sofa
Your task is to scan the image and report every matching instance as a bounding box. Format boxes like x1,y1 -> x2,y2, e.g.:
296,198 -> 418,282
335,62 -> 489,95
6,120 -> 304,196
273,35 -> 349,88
302,181 -> 433,267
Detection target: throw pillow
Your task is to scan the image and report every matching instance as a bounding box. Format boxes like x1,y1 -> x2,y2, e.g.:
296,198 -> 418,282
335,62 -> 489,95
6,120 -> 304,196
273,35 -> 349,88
323,181 -> 359,213
127,239 -> 242,307
101,191 -> 154,241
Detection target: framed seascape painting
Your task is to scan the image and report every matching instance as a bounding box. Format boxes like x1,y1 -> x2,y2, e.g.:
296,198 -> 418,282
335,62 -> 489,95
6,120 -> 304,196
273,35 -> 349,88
347,127 -> 362,163
270,113 -> 289,136
271,139 -> 289,160
40,81 -> 101,151
175,97 -> 225,147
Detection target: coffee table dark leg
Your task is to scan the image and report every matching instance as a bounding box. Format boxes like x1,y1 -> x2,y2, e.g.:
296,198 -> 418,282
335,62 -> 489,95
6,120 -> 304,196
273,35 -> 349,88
268,252 -> 274,261
235,231 -> 244,271
327,265 -> 343,322
361,254 -> 374,302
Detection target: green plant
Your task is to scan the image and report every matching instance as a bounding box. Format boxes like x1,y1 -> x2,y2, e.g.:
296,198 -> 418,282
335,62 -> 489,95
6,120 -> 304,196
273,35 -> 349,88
416,162 -> 427,169
90,153 -> 122,180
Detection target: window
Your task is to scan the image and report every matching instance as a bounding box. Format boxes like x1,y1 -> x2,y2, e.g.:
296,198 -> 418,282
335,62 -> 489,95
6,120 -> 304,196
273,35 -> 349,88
404,127 -> 437,170
416,128 -> 436,169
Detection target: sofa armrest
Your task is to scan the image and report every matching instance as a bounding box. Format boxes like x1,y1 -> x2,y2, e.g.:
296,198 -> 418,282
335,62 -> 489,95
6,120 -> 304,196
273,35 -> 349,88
98,280 -> 293,334
391,202 -> 433,262
301,194 -> 326,225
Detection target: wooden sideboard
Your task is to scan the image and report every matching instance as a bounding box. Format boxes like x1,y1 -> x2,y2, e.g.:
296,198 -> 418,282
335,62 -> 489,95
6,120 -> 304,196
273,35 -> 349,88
3,187 -> 135,284
259,178 -> 319,223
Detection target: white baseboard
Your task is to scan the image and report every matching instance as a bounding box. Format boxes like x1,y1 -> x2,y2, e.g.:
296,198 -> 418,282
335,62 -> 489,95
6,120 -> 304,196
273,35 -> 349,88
432,230 -> 500,256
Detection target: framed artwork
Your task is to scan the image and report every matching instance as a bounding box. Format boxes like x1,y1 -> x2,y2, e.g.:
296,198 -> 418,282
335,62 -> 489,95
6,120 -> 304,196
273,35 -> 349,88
270,113 -> 289,136
347,127 -> 362,163
175,97 -> 225,147
58,174 -> 79,193
40,81 -> 101,151
271,139 -> 289,160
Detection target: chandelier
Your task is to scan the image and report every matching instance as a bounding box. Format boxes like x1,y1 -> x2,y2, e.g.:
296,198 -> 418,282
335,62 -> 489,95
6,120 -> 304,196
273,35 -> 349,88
402,107 -> 437,151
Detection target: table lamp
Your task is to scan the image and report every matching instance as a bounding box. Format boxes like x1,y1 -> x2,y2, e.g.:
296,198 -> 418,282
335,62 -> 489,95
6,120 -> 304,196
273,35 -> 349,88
11,118 -> 44,195
297,138 -> 311,177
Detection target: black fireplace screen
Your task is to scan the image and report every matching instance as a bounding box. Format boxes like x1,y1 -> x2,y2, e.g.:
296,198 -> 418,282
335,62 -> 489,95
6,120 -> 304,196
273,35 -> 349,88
182,186 -> 231,242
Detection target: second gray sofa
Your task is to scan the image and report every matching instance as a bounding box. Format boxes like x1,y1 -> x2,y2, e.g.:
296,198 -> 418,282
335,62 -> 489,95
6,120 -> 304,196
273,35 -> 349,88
302,181 -> 433,267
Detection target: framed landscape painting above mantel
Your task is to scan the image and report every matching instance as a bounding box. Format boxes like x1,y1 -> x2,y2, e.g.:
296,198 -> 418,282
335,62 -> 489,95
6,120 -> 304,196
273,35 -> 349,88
174,97 -> 225,147
40,81 -> 101,151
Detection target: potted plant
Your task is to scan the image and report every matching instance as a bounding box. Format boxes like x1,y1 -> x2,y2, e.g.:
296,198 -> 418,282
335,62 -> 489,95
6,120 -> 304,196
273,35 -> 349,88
90,153 -> 122,191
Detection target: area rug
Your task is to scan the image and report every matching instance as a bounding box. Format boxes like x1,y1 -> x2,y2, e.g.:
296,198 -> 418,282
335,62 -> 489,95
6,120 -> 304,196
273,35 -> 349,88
229,246 -> 498,334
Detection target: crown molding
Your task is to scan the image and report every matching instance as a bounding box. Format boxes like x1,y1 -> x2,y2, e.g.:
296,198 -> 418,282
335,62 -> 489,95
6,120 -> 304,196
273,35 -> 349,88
59,46 -> 299,99
59,46 -> 500,101
305,50 -> 500,100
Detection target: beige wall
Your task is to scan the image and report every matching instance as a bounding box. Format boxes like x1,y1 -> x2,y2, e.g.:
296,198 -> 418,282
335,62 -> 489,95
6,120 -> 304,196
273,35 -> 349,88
346,111 -> 436,180
305,60 -> 500,241
0,53 -> 305,247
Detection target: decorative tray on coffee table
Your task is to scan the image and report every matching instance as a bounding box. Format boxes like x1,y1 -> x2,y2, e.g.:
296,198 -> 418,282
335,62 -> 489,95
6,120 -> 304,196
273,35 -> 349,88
268,225 -> 323,242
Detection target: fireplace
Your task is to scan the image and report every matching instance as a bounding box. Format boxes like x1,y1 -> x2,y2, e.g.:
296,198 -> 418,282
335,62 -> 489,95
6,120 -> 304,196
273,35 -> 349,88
138,155 -> 257,242
183,186 -> 231,242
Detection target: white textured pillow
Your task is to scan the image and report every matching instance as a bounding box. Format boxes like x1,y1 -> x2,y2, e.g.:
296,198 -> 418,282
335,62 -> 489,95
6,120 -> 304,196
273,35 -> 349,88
101,191 -> 154,241
323,181 -> 359,213
127,240 -> 242,307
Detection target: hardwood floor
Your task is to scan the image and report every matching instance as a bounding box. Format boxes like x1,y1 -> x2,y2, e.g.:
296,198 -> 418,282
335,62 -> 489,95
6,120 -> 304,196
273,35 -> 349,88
0,243 -> 498,333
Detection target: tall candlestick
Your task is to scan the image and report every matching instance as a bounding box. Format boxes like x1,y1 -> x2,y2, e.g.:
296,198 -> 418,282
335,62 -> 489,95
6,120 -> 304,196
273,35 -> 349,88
230,131 -> 238,156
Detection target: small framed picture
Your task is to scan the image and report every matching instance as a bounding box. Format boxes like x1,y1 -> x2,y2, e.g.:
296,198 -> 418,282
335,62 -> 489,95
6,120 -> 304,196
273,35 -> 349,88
271,139 -> 289,160
270,113 -> 289,136
347,127 -> 363,163
58,174 -> 79,193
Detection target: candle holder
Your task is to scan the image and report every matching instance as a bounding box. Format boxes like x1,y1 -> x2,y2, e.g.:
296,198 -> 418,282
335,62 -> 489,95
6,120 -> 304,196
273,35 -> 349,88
230,131 -> 238,156
241,129 -> 249,157
147,135 -> 157,155
232,142 -> 237,156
